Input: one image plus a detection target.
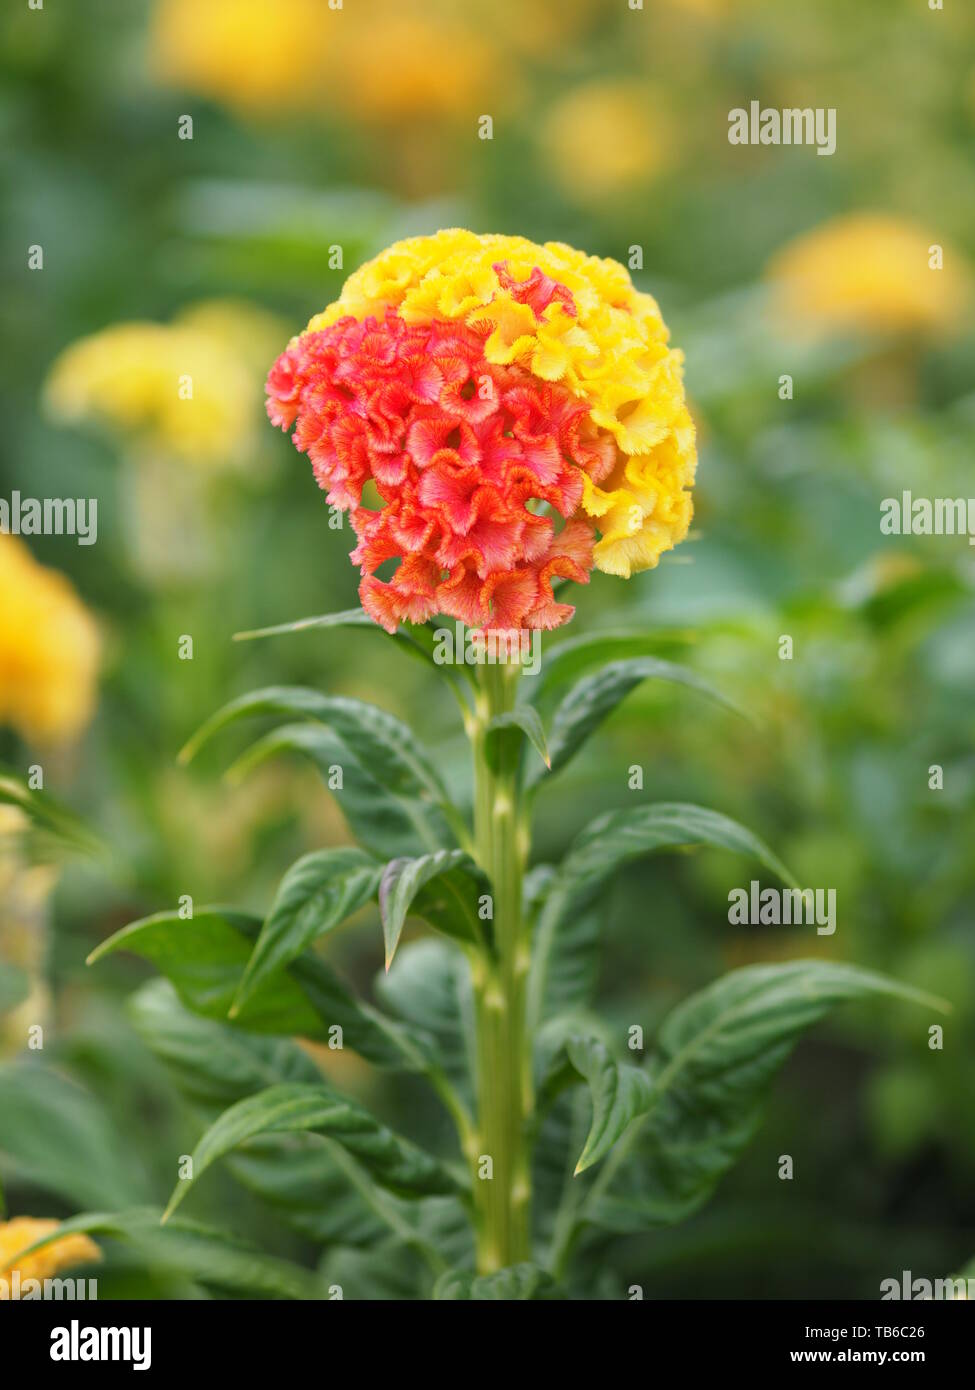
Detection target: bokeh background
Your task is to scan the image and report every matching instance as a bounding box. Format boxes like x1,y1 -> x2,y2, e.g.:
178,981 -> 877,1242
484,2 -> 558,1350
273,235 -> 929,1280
2,0 -> 974,1298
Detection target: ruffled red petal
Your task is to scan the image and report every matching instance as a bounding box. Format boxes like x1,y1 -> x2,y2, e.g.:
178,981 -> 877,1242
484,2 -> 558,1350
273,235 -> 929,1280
265,308 -> 605,636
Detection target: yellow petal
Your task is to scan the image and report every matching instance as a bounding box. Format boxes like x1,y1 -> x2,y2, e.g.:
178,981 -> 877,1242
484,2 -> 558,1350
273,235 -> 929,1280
0,1219 -> 100,1283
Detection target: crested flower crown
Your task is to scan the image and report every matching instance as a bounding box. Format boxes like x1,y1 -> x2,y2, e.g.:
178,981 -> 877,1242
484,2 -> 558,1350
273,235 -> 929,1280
266,229 -> 696,634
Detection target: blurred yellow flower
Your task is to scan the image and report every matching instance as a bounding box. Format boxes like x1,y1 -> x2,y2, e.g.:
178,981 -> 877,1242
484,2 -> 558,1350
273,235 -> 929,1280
151,0 -> 327,114
0,536 -> 100,744
0,1218 -> 99,1285
765,214 -> 969,339
44,300 -> 283,471
151,0 -> 499,125
540,80 -> 673,202
338,13 -> 497,123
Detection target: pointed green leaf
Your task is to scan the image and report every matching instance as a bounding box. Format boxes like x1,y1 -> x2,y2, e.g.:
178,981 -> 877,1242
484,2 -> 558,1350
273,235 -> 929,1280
88,908 -> 420,1069
0,766 -> 104,860
375,940 -> 476,1112
485,707 -> 550,773
129,981 -> 395,1248
180,684 -> 450,804
533,629 -> 695,700
533,1017 -> 599,1116
0,1062 -> 148,1210
164,1083 -> 462,1221
317,1198 -> 478,1296
225,722 -> 456,859
379,849 -> 490,969
532,1087 -> 590,1262
234,606 -> 388,644
128,979 -> 323,1105
528,803 -> 797,1031
232,607 -> 474,706
524,867 -> 600,1025
565,1036 -> 655,1173
587,961 -> 949,1230
233,848 -> 382,1014
528,658 -> 745,787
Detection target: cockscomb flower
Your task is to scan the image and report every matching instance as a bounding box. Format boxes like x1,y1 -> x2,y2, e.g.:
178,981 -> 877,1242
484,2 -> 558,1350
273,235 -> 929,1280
266,230 -> 696,633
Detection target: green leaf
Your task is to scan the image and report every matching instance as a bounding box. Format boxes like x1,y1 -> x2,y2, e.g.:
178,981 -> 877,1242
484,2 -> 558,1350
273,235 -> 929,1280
379,849 -> 490,969
0,767 -> 103,860
528,657 -> 745,787
234,606 -> 395,644
320,1242 -> 431,1299
533,1017 -> 599,1114
523,863 -> 556,920
434,1262 -> 564,1300
0,1062 -> 147,1210
229,1144 -> 396,1251
532,629 -> 695,701
375,939 -> 476,1113
88,908 -> 419,1070
587,961 -> 950,1231
233,848 -> 382,1015
227,722 -> 456,860
179,685 -> 449,809
164,1083 -> 462,1220
485,707 -> 550,773
528,803 -> 797,1031
232,607 -> 473,706
532,1088 -> 591,1260
321,1194 -> 475,1294
10,1209 -> 326,1299
524,870 -> 601,1025
565,1036 -> 655,1173
128,981 -> 393,1249
128,979 -> 323,1106
523,863 -> 605,1026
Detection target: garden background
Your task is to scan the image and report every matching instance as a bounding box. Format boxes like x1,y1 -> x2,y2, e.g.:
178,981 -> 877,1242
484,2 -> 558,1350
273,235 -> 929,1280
1,0 -> 974,1298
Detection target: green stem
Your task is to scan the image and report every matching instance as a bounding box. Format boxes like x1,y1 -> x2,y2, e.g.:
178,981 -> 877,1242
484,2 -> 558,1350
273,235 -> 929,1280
470,659 -> 532,1272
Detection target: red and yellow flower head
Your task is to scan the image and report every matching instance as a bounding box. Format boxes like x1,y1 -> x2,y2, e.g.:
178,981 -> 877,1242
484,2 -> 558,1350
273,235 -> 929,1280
267,230 -> 696,635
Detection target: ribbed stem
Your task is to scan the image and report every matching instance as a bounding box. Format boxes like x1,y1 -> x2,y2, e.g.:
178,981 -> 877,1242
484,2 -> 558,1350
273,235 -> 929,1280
470,659 -> 531,1271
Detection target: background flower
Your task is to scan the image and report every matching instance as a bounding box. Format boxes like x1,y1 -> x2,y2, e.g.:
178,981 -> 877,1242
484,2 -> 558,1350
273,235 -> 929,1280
151,0 -> 503,126
0,536 -> 100,746
44,300 -> 287,585
765,214 -> 971,340
0,1217 -> 99,1283
45,300 -> 285,471
539,80 -> 674,204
